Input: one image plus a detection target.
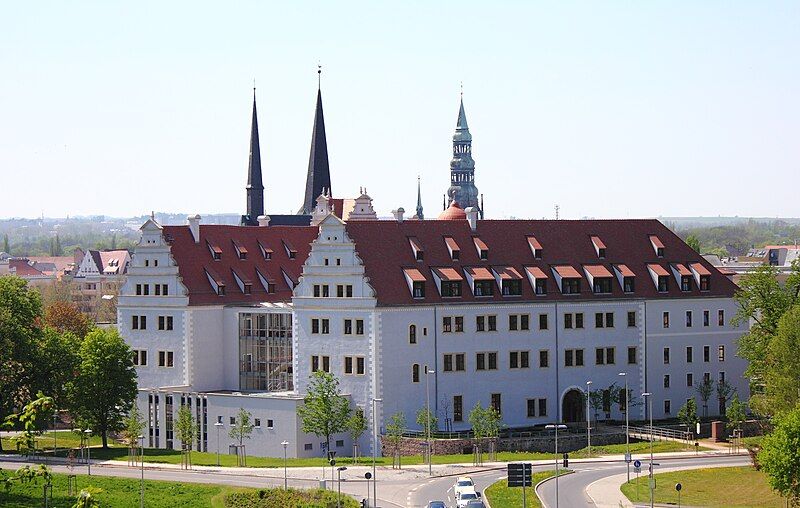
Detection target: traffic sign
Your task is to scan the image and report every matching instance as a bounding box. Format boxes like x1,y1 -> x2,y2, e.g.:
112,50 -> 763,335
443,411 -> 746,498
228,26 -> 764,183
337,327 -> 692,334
675,483 -> 682,492
624,453 -> 632,463
507,463 -> 533,488
633,465 -> 641,474
633,459 -> 641,468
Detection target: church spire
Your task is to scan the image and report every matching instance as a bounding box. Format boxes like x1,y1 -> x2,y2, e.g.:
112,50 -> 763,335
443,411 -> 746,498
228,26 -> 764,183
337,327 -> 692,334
445,92 -> 481,217
415,176 -> 424,220
243,88 -> 264,225
298,66 -> 332,215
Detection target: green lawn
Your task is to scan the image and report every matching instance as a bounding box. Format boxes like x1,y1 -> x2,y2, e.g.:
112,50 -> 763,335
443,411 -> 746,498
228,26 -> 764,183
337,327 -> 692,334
484,470 -> 570,508
620,466 -> 785,507
2,433 -> 707,468
0,472 -> 359,508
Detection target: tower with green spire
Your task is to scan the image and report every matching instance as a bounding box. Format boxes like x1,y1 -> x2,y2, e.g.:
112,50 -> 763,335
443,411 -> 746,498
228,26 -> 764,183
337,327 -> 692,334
445,96 -> 482,218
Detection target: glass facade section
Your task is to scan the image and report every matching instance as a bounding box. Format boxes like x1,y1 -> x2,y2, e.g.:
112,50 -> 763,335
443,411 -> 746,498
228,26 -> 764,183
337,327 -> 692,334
239,312 -> 293,391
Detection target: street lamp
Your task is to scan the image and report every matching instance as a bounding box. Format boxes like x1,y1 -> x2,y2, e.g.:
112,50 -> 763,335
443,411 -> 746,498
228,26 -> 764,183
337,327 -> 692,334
84,429 -> 92,476
642,392 -> 654,508
371,397 -> 382,508
425,367 -> 436,476
214,422 -> 223,466
545,423 -> 567,508
138,435 -> 145,508
336,466 -> 348,508
619,372 -> 630,483
586,380 -> 592,457
281,440 -> 289,490
53,411 -> 58,461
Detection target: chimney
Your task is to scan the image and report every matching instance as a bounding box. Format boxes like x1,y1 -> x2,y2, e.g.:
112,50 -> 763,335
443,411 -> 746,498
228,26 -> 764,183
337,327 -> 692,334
465,207 -> 478,231
392,208 -> 405,223
257,215 -> 270,227
187,214 -> 201,243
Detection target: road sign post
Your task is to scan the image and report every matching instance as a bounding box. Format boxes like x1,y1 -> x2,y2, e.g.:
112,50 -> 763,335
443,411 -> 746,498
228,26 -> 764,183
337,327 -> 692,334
676,482 -> 682,508
507,463 -> 532,508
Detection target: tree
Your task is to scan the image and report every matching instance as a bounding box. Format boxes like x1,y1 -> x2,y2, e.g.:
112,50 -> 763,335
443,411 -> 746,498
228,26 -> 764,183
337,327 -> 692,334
347,407 -> 368,463
0,275 -> 43,451
3,234 -> 9,254
6,392 -> 55,454
716,379 -> 734,416
68,328 -> 137,448
468,403 -> 501,462
31,328 -> 81,410
695,378 -> 714,418
677,399 -> 698,437
759,406 -> 800,504
415,406 -> 439,434
686,234 -> 701,253
761,305 -> 800,415
734,262 -> 800,391
384,412 -> 406,469
174,405 -> 197,469
43,301 -> 92,338
122,407 -> 145,465
726,393 -> 746,434
588,389 -> 604,422
297,371 -> 351,454
228,407 -> 254,466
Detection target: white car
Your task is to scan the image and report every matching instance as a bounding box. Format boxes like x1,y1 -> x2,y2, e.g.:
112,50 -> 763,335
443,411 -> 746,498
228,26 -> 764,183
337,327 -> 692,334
455,489 -> 482,508
453,476 -> 475,497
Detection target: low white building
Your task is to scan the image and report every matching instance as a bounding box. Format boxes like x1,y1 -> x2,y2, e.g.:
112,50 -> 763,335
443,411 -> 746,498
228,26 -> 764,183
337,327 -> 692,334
118,204 -> 749,458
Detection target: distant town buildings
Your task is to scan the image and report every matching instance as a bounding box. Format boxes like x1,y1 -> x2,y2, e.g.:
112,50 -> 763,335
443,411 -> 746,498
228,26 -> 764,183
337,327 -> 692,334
704,243 -> 800,284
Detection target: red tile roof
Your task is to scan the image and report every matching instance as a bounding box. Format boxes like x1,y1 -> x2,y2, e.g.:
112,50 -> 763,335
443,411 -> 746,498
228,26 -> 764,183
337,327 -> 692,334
437,202 -> 467,220
590,236 -> 606,249
432,267 -> 463,281
465,266 -> 493,281
648,263 -> 670,277
584,264 -> 613,278
554,265 -> 582,278
525,266 -> 548,279
649,235 -> 665,248
672,263 -> 692,276
403,268 -> 426,282
494,266 -> 522,280
690,262 -> 711,276
473,237 -> 489,252
444,237 -> 460,253
344,219 -> 737,306
527,236 -> 543,250
164,224 -> 317,305
614,264 -> 635,277
9,259 -> 45,277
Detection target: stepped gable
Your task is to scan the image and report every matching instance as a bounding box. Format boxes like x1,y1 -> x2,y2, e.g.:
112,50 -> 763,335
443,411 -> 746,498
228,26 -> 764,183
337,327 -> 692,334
344,219 -> 739,306
163,224 -> 317,306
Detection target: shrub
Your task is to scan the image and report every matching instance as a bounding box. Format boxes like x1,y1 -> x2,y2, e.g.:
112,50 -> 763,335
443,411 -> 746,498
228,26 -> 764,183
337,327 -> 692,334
224,487 -> 360,508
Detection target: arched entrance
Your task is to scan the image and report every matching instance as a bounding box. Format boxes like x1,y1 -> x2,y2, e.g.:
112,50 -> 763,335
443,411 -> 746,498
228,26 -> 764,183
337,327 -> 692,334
562,389 -> 585,423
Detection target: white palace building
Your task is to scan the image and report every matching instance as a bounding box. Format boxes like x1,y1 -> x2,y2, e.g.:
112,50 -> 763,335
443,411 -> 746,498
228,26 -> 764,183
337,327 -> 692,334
118,87 -> 749,458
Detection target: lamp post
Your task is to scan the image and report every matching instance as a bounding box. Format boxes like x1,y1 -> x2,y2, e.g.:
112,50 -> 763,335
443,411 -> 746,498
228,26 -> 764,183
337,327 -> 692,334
619,372 -> 630,483
425,367 -> 436,476
53,411 -> 58,460
138,435 -> 145,508
336,466 -> 348,508
642,392 -> 654,508
214,422 -> 223,466
281,440 -> 289,490
84,429 -> 92,476
371,397 -> 382,508
545,423 -> 567,508
586,380 -> 592,457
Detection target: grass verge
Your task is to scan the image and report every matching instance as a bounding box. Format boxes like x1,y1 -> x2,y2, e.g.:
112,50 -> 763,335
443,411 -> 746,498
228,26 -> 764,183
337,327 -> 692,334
0,471 -> 359,508
620,466 -> 785,508
484,470 -> 571,508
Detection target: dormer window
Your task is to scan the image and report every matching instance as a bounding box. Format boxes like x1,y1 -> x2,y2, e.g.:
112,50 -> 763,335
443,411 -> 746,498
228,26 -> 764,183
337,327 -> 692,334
433,267 -> 463,297
205,267 -> 225,296
444,237 -> 460,261
409,237 -> 424,261
681,276 -> 692,292
206,241 -> 222,260
648,264 -> 670,292
465,267 -> 494,297
690,263 -> 712,291
231,268 -> 252,295
591,236 -> 606,258
649,235 -> 665,257
525,266 -> 548,295
493,266 -> 523,296
527,236 -> 543,259
658,276 -> 669,292
256,268 -> 276,295
232,240 -> 248,260
584,265 -> 613,294
282,240 -> 297,259
403,268 -> 427,299
613,264 -> 636,293
624,277 -> 635,292
258,242 -> 273,260
671,263 -> 693,292
553,265 -> 582,295
473,237 -> 489,260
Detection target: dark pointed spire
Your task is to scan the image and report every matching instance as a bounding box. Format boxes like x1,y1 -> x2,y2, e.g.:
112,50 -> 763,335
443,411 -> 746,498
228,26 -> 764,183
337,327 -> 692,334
243,88 -> 264,225
298,66 -> 332,215
416,176 -> 424,220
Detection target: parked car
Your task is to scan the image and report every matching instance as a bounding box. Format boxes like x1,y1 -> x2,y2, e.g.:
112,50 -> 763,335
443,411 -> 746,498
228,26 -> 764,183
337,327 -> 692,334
453,476 -> 475,497
464,500 -> 486,508
426,502 -> 446,508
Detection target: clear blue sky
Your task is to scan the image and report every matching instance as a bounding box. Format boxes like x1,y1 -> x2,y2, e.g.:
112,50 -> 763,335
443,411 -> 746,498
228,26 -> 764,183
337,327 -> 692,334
2,1 -> 798,220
